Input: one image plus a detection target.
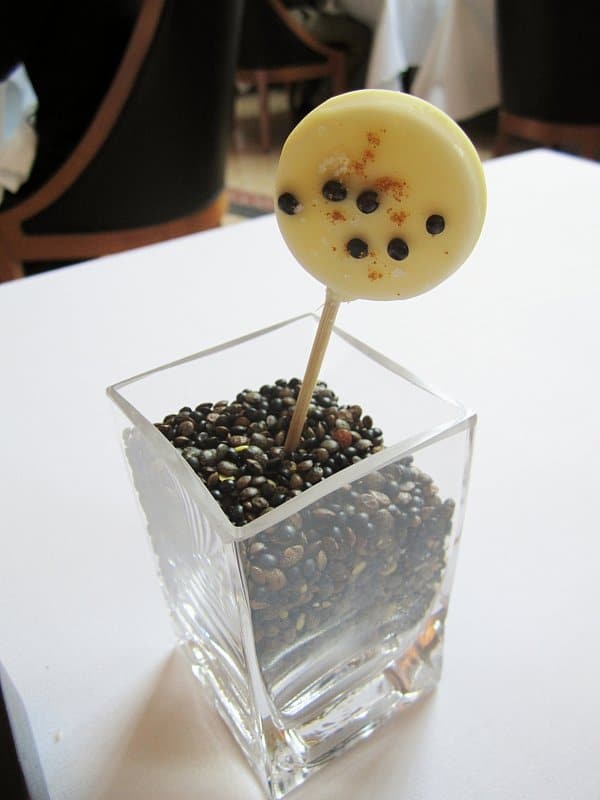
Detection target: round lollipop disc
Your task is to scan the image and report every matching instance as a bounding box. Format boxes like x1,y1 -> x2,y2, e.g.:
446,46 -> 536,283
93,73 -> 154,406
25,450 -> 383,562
275,90 -> 486,301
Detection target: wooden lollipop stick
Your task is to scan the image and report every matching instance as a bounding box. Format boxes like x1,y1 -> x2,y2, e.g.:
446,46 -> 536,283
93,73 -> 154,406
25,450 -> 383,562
285,289 -> 341,453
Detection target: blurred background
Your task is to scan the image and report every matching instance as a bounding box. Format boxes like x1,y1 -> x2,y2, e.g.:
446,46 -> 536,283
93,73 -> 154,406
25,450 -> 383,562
1,0 -> 598,278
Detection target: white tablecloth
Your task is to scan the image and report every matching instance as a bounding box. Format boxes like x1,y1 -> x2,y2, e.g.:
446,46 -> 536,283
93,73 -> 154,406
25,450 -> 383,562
0,64 -> 37,205
1,150 -> 599,800
350,0 -> 449,90
352,0 -> 499,120
411,0 -> 499,120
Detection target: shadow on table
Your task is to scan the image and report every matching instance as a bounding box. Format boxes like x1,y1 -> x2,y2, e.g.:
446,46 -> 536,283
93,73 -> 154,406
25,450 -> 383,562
96,648 -> 260,800
98,646 -> 438,800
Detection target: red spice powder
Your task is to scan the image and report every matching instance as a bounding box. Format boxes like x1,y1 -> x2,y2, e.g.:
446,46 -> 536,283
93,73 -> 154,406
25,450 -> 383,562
375,176 -> 407,201
350,160 -> 366,177
348,131 -> 380,176
368,268 -> 383,282
388,209 -> 408,226
327,210 -> 346,223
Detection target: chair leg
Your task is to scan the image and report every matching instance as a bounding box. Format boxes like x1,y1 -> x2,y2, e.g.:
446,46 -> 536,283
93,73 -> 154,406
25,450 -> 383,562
256,71 -> 271,152
494,112 -> 530,156
0,246 -> 23,283
579,135 -> 600,160
331,54 -> 346,96
494,129 -> 511,157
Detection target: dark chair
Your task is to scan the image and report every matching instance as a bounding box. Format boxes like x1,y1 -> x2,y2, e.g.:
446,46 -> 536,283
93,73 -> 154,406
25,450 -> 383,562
236,0 -> 346,151
0,0 -> 243,282
494,2 -> 600,159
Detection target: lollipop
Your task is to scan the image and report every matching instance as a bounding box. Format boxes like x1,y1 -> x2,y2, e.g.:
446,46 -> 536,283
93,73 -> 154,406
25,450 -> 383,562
275,90 -> 486,451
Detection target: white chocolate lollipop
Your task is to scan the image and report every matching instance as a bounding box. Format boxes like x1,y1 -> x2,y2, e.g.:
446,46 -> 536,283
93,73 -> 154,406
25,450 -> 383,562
277,90 -> 486,451
275,90 -> 486,301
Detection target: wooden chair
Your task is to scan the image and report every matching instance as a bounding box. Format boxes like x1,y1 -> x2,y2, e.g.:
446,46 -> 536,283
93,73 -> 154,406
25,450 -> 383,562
236,0 -> 346,152
494,2 -> 600,160
495,112 -> 600,161
0,0 -> 243,282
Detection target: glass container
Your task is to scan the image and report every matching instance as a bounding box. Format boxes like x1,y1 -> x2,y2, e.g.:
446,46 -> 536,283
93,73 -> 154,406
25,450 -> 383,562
107,314 -> 476,799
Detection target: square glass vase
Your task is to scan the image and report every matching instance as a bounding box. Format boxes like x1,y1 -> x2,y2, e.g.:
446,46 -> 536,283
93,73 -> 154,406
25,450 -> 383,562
107,313 -> 476,800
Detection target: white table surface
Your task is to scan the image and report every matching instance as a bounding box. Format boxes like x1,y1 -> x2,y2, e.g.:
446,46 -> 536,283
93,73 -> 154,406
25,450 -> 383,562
1,150 -> 600,800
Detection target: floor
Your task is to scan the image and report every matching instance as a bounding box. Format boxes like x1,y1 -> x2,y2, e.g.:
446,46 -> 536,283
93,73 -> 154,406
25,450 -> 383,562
223,88 -> 501,225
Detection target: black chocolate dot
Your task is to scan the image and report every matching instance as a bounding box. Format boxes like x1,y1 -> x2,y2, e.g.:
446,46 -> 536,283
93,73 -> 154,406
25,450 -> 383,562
278,192 -> 301,215
322,180 -> 347,202
387,238 -> 409,261
347,238 -> 369,258
426,214 -> 445,234
357,190 -> 379,214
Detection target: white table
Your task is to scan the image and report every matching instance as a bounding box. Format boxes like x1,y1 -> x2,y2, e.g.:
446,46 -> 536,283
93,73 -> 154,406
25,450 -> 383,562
1,150 -> 599,799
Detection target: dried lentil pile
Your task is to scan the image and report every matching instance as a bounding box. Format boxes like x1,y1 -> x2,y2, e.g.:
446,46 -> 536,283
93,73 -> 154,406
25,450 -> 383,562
155,378 -> 455,674
154,379 -> 384,526
243,460 -> 454,670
